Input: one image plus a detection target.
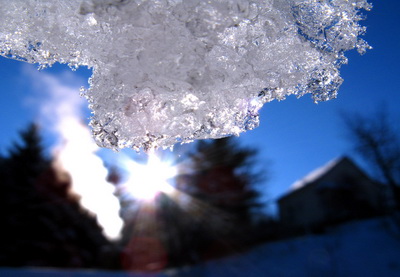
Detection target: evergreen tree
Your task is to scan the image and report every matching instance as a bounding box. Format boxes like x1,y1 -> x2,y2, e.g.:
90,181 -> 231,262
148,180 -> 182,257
114,137 -> 267,269
184,137 -> 264,222
174,137 -> 266,259
0,123 -> 113,269
8,123 -> 48,170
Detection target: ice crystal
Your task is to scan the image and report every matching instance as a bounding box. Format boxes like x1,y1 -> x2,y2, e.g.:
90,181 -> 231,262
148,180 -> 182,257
0,0 -> 371,150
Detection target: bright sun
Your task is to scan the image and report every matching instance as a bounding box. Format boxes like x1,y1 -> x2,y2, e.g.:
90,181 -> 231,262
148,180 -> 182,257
123,153 -> 176,200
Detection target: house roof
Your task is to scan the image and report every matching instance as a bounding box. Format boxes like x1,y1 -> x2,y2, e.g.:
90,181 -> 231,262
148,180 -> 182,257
291,157 -> 344,191
278,156 -> 365,202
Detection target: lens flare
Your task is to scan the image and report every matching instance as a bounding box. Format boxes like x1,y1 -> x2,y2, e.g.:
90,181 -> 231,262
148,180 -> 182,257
122,153 -> 176,201
25,67 -> 123,239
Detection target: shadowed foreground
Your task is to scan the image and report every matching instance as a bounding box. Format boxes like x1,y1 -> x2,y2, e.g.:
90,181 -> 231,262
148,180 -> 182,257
2,217 -> 400,277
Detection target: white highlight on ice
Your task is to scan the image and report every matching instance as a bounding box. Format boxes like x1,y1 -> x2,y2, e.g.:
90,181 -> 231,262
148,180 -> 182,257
122,153 -> 176,201
24,66 -> 123,239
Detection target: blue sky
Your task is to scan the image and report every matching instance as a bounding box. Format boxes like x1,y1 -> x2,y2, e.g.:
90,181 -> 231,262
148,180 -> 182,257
0,0 -> 399,214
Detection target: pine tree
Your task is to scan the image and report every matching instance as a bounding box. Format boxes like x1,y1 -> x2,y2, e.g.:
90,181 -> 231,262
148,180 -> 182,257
115,137 -> 267,268
8,123 -> 48,167
174,137 -> 266,259
0,124 -> 49,240
0,123 -> 113,269
185,137 -> 264,223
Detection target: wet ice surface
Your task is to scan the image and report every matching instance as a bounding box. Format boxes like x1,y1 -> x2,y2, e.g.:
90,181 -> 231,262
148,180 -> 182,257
0,0 -> 371,150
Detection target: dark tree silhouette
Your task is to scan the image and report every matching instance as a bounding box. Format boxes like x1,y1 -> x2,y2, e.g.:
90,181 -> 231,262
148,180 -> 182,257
109,164 -> 207,270
174,137 -> 267,259
342,108 -> 400,209
0,123 -> 113,269
114,137 -> 268,270
184,137 -> 265,222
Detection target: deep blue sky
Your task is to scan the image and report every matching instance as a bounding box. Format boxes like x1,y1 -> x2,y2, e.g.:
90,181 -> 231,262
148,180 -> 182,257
1,1 -> 399,213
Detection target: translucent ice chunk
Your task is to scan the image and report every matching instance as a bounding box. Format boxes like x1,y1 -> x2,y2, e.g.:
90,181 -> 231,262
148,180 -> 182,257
0,0 -> 371,150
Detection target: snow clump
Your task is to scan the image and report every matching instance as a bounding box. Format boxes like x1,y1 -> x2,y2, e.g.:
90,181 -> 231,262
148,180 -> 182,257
0,0 -> 371,150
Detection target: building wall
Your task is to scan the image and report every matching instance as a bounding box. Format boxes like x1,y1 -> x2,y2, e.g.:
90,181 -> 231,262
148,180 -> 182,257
278,158 -> 383,230
279,184 -> 326,229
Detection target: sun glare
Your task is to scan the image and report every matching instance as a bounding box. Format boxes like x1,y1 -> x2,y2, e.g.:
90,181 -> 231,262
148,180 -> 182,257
123,153 -> 177,200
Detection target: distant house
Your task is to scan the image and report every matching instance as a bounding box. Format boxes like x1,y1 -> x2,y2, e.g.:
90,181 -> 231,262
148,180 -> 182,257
278,157 -> 383,231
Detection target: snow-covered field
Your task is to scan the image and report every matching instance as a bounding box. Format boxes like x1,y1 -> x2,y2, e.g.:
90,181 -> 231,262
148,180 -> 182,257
2,217 -> 400,277
183,217 -> 400,277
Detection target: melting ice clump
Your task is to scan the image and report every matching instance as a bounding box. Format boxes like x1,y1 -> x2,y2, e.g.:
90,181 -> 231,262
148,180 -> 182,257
0,0 -> 371,150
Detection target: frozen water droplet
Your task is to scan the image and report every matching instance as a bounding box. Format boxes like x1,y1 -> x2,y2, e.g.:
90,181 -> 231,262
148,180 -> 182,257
79,86 -> 87,97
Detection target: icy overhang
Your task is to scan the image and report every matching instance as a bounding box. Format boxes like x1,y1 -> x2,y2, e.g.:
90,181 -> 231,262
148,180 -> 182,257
0,0 -> 371,150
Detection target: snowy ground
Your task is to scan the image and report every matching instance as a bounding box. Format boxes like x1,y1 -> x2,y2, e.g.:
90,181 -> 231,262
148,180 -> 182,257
182,217 -> 400,277
2,217 -> 400,277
